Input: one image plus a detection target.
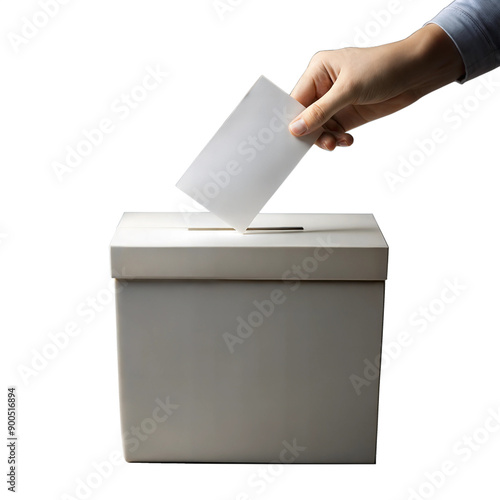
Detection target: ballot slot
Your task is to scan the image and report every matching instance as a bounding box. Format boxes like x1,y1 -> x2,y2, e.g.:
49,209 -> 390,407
188,226 -> 304,231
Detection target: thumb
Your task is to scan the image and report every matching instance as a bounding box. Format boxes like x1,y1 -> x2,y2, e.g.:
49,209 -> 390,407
289,80 -> 352,136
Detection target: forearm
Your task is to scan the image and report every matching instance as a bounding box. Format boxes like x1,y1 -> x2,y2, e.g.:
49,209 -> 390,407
399,23 -> 466,99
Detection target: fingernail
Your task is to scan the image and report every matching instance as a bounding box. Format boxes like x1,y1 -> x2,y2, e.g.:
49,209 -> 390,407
337,140 -> 349,147
289,118 -> 307,136
321,139 -> 333,150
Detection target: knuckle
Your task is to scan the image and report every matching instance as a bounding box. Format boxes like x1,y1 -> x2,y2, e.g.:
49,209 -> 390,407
310,50 -> 325,65
307,102 -> 328,124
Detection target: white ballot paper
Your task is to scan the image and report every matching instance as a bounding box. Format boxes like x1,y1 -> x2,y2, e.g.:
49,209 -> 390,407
176,76 -> 322,232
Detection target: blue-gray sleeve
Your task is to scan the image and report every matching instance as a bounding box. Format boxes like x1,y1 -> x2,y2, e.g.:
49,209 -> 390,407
428,0 -> 500,83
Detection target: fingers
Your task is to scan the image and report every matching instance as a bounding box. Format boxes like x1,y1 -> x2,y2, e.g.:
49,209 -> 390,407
314,116 -> 354,151
291,75 -> 354,151
324,117 -> 354,144
316,132 -> 337,151
289,51 -> 355,150
289,78 -> 353,137
316,130 -> 354,151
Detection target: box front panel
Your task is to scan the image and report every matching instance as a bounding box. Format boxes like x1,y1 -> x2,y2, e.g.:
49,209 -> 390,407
115,279 -> 384,463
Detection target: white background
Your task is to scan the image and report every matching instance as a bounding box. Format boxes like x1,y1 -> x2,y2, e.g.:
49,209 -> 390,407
1,0 -> 499,498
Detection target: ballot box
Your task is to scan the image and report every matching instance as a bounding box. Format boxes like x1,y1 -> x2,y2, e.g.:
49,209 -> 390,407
110,212 -> 388,463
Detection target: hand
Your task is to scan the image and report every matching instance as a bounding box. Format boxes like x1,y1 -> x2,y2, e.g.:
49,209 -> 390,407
289,23 -> 465,151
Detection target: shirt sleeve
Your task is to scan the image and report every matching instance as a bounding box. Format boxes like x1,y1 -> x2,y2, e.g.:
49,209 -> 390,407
427,0 -> 500,83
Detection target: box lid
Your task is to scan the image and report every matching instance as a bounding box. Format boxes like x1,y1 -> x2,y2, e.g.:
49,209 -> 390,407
110,212 -> 388,281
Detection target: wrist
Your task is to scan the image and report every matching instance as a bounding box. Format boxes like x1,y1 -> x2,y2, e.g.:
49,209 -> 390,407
402,23 -> 465,97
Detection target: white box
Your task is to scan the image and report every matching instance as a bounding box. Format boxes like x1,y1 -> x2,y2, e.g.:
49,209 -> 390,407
110,212 -> 388,463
